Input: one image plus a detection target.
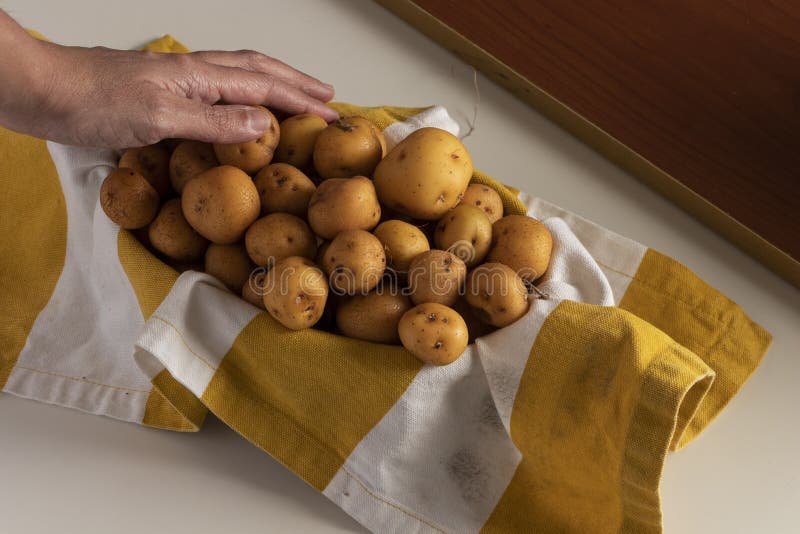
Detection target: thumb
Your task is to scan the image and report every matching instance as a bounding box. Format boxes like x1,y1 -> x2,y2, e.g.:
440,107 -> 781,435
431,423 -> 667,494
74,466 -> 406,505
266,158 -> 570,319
164,99 -> 272,144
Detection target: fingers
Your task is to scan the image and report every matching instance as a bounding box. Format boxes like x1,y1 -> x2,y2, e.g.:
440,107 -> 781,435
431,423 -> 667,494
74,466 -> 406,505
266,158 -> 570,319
159,95 -> 274,144
191,50 -> 335,102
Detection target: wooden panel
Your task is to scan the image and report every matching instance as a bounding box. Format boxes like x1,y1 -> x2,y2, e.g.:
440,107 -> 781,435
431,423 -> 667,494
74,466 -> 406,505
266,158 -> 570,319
376,0 -> 800,287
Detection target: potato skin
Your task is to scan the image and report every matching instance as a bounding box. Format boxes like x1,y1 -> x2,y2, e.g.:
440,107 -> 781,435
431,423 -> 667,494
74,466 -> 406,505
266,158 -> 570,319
204,243 -> 254,294
149,198 -> 209,262
169,140 -> 218,194
322,230 -> 386,295
373,127 -> 473,220
119,145 -> 172,197
434,204 -> 492,268
336,290 -> 412,344
465,262 -> 530,327
459,183 -> 503,223
244,213 -> 317,267
373,220 -> 430,274
313,117 -> 386,179
242,269 -> 267,309
488,215 -> 553,281
263,256 -> 329,330
100,168 -> 160,229
213,107 -> 280,173
181,165 -> 261,244
398,303 -> 468,366
274,114 -> 328,171
406,249 -> 466,306
253,163 -> 316,217
307,176 -> 381,239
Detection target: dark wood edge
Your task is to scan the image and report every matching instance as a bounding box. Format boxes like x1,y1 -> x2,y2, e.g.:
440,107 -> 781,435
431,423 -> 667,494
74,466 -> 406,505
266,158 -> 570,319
375,0 -> 800,289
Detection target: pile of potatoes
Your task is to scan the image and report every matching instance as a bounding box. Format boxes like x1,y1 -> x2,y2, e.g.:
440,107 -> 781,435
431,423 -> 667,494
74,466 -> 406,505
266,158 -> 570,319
101,108 -> 553,366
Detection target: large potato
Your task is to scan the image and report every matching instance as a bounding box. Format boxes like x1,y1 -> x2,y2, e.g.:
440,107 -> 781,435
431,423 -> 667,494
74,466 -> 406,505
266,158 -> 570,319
100,168 -> 160,229
119,145 -> 172,197
313,117 -> 386,179
321,230 -> 386,295
398,302 -> 469,366
406,250 -> 467,306
149,199 -> 209,262
459,183 -> 504,223
373,127 -> 473,220
336,290 -> 412,344
307,176 -> 381,239
244,213 -> 316,267
253,163 -> 316,217
213,107 -> 280,173
373,220 -> 430,274
488,215 -> 553,281
434,204 -> 492,267
204,243 -> 253,294
169,140 -> 218,194
263,256 -> 328,330
465,262 -> 530,327
274,113 -> 328,171
242,269 -> 267,309
181,165 -> 261,244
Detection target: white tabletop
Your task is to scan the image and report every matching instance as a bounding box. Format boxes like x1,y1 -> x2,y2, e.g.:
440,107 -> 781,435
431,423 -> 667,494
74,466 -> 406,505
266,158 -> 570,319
1,1 -> 798,533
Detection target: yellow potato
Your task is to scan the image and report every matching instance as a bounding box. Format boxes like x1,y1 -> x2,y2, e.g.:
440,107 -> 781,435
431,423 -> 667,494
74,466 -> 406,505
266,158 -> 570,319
398,302 -> 469,366
434,204 -> 492,268
464,262 -> 530,327
213,107 -> 280,173
406,249 -> 466,307
263,256 -> 328,330
322,230 -> 386,295
273,113 -> 328,171
204,243 -> 253,294
373,220 -> 430,274
169,140 -> 218,194
253,163 -> 316,217
307,177 -> 381,239
244,213 -> 317,267
149,199 -> 209,262
119,145 -> 172,197
335,290 -> 412,344
242,269 -> 267,309
100,168 -> 160,229
181,165 -> 261,244
459,183 -> 504,223
373,127 -> 473,220
488,215 -> 553,281
313,117 -> 386,179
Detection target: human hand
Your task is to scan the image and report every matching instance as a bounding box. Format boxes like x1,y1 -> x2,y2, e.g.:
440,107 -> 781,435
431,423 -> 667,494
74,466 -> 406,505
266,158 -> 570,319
0,11 -> 338,148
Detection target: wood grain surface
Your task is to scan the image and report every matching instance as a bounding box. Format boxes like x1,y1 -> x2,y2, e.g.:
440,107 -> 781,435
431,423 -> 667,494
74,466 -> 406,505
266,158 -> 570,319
377,0 -> 800,286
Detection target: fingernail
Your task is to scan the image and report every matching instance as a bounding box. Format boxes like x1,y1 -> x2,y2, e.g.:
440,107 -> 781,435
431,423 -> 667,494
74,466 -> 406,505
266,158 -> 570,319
247,108 -> 271,133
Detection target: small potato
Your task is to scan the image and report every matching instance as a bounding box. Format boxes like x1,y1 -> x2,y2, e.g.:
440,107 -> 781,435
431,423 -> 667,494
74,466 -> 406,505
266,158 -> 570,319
263,256 -> 328,330
245,213 -> 317,267
322,230 -> 386,295
100,168 -> 160,229
119,145 -> 172,197
373,220 -> 430,274
149,199 -> 209,262
242,269 -> 267,309
465,262 -> 530,327
398,302 -> 469,366
373,127 -> 473,220
488,215 -> 553,281
213,107 -> 280,173
204,243 -> 253,294
406,250 -> 467,307
253,163 -> 316,217
181,165 -> 261,244
434,204 -> 492,267
336,290 -> 412,344
169,140 -> 218,194
313,117 -> 386,179
307,176 -> 381,239
459,184 -> 503,223
274,114 -> 328,171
